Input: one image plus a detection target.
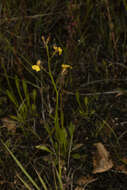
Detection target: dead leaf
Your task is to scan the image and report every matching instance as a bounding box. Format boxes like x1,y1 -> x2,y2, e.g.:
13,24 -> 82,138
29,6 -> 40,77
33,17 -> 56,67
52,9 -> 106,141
75,176 -> 97,190
72,143 -> 84,151
114,164 -> 127,174
113,157 -> 127,174
74,187 -> 84,190
92,142 -> 113,174
121,157 -> 127,164
76,176 -> 97,186
1,117 -> 17,133
115,92 -> 123,97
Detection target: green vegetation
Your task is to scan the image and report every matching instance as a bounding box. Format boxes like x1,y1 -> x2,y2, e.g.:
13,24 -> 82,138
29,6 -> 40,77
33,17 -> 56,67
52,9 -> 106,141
0,0 -> 127,189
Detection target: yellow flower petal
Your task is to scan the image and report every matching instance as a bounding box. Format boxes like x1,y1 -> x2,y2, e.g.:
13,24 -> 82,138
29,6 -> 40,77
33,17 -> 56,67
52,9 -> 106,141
58,47 -> 62,55
32,65 -> 41,72
53,45 -> 58,51
53,45 -> 62,55
61,64 -> 72,69
36,60 -> 41,66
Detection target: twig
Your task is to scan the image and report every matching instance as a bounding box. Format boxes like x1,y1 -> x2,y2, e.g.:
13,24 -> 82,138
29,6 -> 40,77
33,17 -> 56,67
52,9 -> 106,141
105,0 -> 117,51
0,13 -> 55,24
63,89 -> 121,96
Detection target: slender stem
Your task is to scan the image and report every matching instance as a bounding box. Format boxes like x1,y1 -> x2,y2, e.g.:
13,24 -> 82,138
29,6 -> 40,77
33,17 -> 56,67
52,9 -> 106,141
45,44 -> 59,130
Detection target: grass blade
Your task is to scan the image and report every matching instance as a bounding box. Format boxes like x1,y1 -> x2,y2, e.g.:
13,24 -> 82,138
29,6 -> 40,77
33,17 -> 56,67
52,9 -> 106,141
35,169 -> 48,190
1,140 -> 41,190
17,173 -> 32,190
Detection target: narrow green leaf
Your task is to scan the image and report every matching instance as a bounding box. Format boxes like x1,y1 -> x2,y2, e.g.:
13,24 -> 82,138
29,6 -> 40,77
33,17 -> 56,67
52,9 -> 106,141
6,90 -> 19,107
123,0 -> 127,11
1,140 -> 41,190
68,123 -> 75,137
55,168 -> 64,190
59,128 -> 67,146
32,89 -> 37,103
17,173 -> 32,190
1,59 -> 12,91
22,79 -> 30,106
15,75 -> 23,102
84,96 -> 88,106
35,169 -> 48,190
36,145 -> 52,154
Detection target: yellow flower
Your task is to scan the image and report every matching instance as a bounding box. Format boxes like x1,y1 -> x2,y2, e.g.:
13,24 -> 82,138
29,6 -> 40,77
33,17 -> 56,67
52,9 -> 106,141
58,47 -> 62,55
53,45 -> 62,55
61,64 -> 72,75
53,45 -> 58,51
32,65 -> 41,72
61,64 -> 72,69
32,60 -> 42,72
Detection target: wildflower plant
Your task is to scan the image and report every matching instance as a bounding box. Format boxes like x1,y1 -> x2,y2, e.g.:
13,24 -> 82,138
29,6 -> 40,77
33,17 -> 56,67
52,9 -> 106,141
31,35 -> 74,167
2,34 -> 74,189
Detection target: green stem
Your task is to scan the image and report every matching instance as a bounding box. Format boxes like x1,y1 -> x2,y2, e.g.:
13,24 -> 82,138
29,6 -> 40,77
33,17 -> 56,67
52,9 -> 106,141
45,45 -> 59,130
